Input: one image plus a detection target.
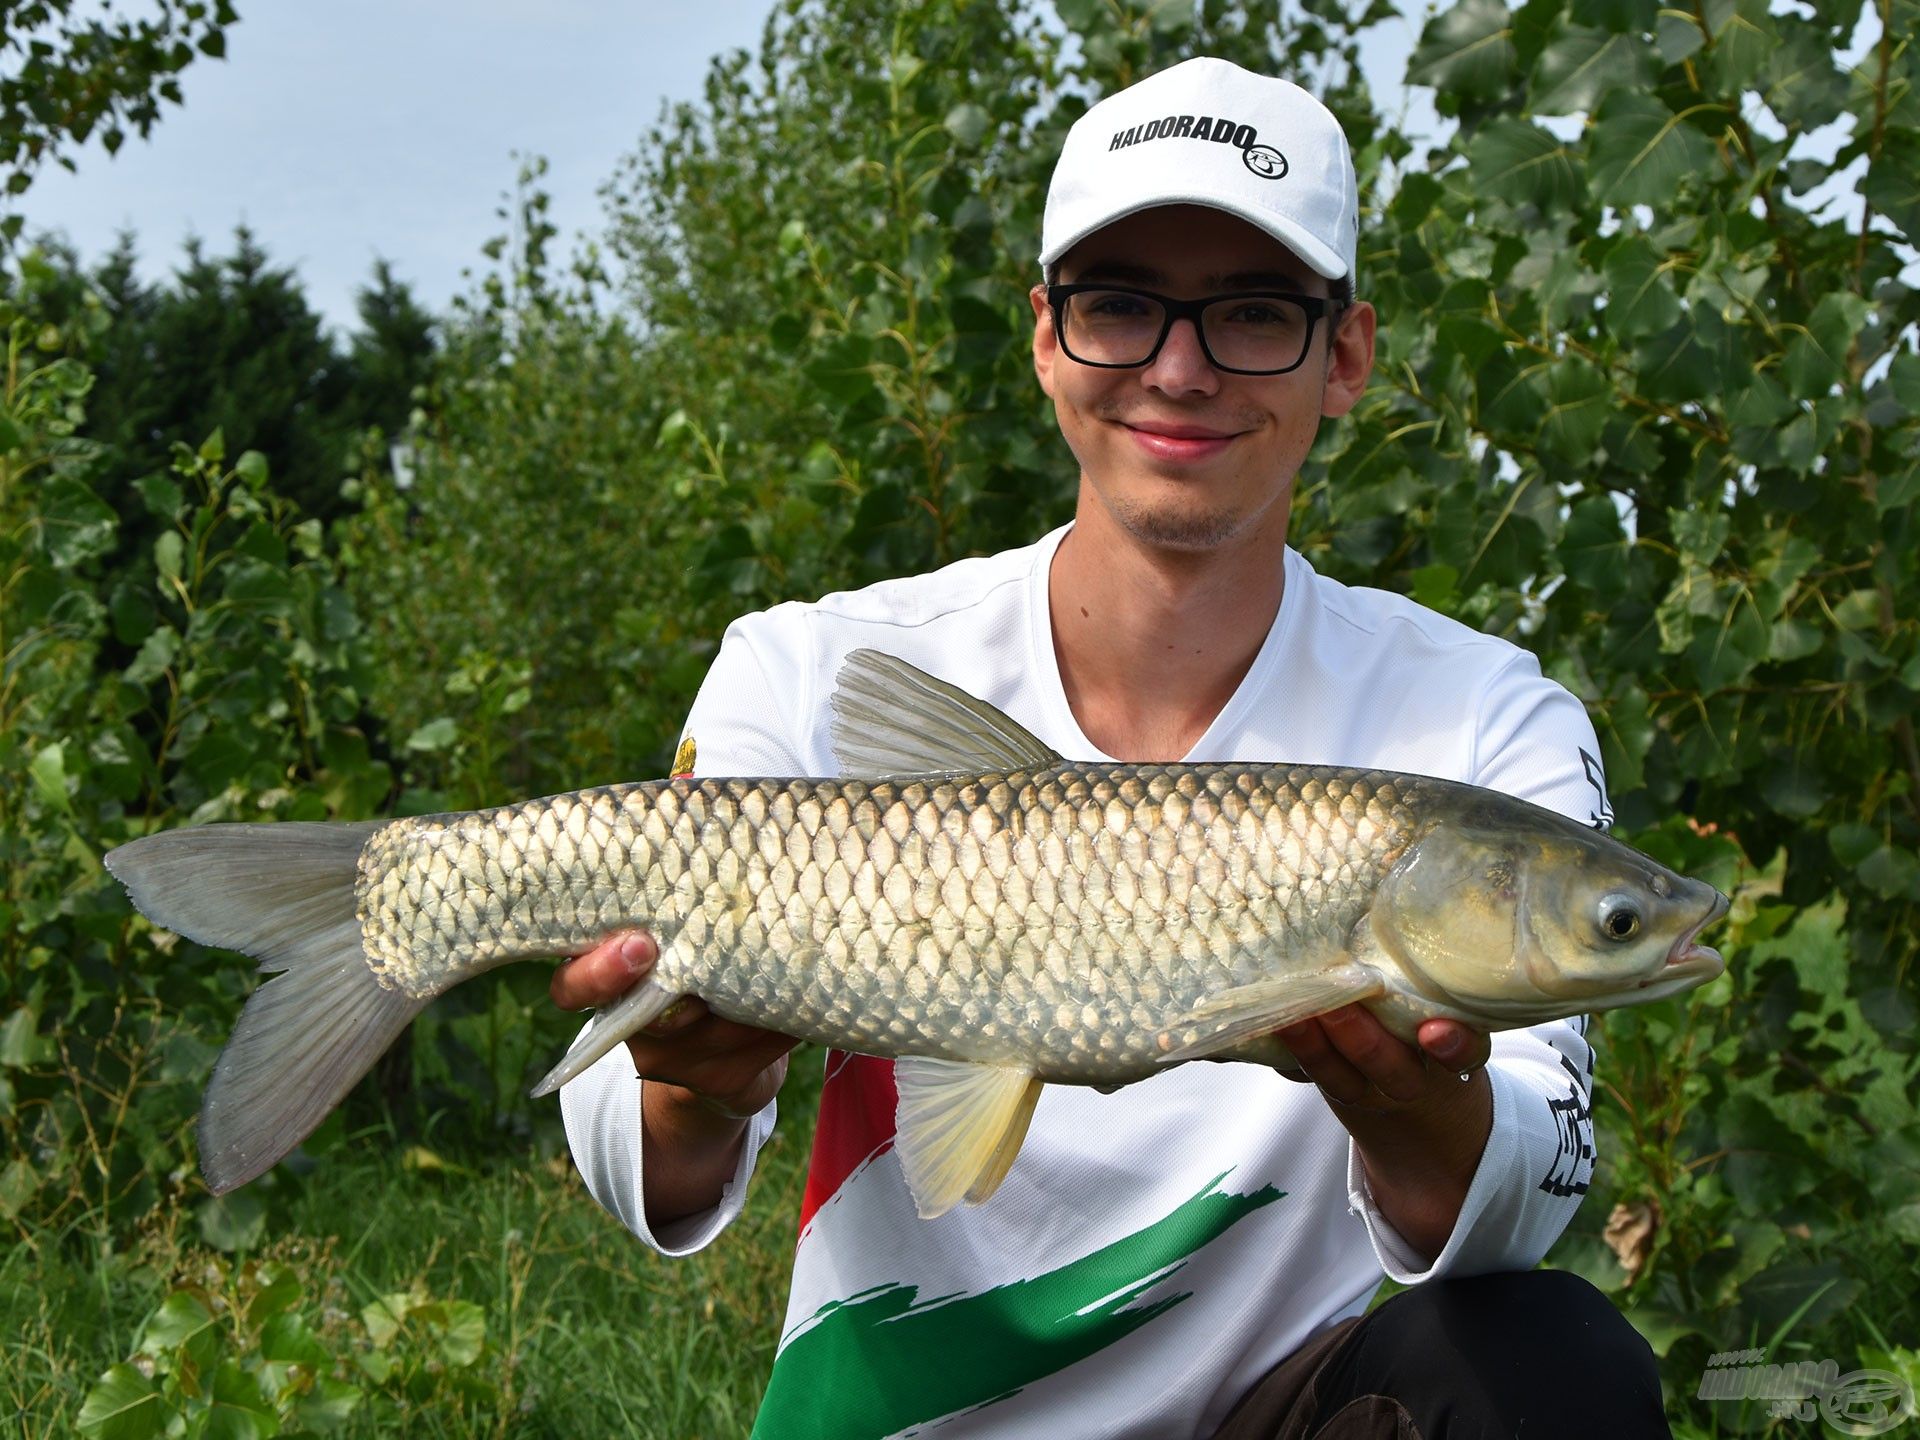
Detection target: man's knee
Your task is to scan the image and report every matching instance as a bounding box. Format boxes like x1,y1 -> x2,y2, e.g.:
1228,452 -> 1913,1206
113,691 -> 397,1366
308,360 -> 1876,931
1325,1270 -> 1667,1436
1370,1269 -> 1652,1367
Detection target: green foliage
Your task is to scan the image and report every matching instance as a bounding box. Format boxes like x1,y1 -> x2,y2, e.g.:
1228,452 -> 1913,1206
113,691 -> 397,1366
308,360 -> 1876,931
15,231 -> 436,525
0,0 -> 237,246
0,292 -> 391,1241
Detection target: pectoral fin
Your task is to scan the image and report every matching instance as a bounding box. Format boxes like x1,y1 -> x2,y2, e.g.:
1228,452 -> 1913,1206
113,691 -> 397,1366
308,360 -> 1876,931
893,1057 -> 1045,1219
1155,965 -> 1385,1064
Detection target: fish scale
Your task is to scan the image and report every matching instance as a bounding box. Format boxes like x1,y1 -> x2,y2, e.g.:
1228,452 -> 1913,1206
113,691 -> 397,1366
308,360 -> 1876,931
352,765 -> 1417,1080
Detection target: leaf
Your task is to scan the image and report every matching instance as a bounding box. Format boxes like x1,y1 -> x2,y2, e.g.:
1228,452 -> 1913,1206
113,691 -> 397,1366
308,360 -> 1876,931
943,103 -> 989,147
430,1298 -> 487,1368
1633,319 -> 1719,404
197,1189 -> 266,1253
1830,822 -> 1880,867
1602,237 -> 1683,341
139,1291 -> 218,1356
123,626 -> 180,687
1760,25 -> 1852,130
1861,126 -> 1920,245
1859,845 -> 1920,900
0,1157 -> 37,1219
155,530 -> 185,584
1781,293 -> 1868,399
404,717 -> 459,753
233,450 -> 270,488
1538,358 -> 1613,462
1528,25 -> 1651,115
1562,494 -> 1629,597
76,1364 -> 166,1440
41,476 -> 120,568
134,473 -> 184,519
1409,0 -> 1517,103
1717,1093 -> 1819,1214
1465,119 -> 1583,210
362,1292 -> 414,1349
1890,352 -> 1920,415
28,742 -> 70,816
206,1361 -> 278,1440
1707,0 -> 1777,90
1587,91 -> 1718,207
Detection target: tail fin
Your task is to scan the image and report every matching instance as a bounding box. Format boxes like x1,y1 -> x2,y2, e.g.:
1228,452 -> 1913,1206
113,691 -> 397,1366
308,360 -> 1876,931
105,822 -> 427,1194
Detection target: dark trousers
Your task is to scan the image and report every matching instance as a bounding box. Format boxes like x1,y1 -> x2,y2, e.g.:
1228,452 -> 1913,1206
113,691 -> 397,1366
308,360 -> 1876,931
1212,1270 -> 1671,1439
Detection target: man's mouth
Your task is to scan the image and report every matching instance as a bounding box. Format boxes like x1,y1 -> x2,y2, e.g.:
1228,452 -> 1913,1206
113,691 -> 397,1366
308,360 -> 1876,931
1121,420 -> 1240,461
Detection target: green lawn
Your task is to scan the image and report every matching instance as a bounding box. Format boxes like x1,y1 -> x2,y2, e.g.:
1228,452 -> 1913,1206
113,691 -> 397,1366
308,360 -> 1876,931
3,1058 -> 825,1440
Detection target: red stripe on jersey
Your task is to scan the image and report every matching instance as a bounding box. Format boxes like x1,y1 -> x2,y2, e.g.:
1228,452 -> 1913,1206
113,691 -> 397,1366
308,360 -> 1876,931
797,1051 -> 898,1235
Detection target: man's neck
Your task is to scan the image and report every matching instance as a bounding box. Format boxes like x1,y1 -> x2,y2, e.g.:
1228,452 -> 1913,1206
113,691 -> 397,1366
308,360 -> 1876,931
1048,494 -> 1289,762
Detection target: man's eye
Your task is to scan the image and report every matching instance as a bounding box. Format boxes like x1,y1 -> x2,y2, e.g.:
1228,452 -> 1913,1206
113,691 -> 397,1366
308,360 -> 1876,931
1087,295 -> 1151,317
1222,302 -> 1294,326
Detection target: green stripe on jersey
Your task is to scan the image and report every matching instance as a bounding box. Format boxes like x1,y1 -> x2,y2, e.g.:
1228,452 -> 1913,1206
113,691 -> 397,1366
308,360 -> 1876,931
750,1174 -> 1285,1438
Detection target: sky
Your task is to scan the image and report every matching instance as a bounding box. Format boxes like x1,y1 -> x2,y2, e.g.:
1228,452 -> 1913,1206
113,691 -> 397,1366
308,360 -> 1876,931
17,4 -> 1442,336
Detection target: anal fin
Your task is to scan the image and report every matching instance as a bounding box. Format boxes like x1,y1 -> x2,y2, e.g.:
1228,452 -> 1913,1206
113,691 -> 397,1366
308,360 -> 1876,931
893,1056 -> 1045,1219
529,975 -> 679,1097
1155,965 -> 1385,1064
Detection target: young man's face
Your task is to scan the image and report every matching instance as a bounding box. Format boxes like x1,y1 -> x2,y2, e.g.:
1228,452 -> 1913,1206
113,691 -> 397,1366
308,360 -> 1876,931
1030,204 -> 1374,555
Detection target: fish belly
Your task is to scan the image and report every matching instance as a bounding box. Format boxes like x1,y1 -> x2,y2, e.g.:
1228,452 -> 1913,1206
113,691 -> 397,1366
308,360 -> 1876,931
354,766 -> 1415,1083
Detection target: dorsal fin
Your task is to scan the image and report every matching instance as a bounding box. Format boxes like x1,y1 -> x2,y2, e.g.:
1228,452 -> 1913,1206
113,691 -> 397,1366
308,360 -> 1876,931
830,649 -> 1062,777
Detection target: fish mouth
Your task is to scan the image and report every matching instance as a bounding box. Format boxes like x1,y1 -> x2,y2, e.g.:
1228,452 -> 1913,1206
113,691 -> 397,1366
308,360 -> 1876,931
1636,888 -> 1730,996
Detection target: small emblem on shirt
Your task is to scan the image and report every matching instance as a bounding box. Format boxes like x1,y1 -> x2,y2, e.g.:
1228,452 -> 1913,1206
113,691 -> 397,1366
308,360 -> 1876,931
671,735 -> 697,778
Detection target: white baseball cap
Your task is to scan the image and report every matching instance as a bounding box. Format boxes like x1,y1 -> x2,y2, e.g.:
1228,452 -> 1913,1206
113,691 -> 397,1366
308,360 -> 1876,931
1039,57 -> 1359,283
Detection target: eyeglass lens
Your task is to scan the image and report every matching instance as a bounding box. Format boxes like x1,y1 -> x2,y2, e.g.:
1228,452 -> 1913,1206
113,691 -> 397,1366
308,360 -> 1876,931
1059,290 -> 1314,373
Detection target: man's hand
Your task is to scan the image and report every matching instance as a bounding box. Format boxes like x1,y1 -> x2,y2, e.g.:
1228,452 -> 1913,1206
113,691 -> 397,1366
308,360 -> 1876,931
551,930 -> 799,1226
1275,1006 -> 1495,1263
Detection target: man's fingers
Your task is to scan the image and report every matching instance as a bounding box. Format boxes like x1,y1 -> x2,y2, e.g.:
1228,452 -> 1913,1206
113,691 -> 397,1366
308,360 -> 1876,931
549,930 -> 657,1010
1417,1019 -> 1491,1073
1276,1017 -> 1371,1104
1319,1006 -> 1429,1103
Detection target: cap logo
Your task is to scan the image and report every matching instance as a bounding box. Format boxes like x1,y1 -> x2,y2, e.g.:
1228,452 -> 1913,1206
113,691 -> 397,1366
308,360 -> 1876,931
1107,113 -> 1288,181
1242,143 -> 1287,179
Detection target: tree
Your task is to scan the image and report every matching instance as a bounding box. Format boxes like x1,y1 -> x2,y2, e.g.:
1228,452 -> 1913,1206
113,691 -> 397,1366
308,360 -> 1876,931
0,0 -> 238,246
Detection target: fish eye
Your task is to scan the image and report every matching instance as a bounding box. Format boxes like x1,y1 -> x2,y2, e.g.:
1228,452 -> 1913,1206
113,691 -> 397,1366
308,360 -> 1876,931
1599,897 -> 1642,941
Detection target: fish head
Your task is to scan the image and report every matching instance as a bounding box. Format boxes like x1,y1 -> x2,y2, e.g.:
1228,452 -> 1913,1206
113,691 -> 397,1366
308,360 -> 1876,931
1371,804 -> 1729,1025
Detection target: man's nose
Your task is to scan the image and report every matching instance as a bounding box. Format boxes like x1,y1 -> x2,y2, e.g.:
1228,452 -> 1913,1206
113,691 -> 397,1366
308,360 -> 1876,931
1141,315 -> 1219,395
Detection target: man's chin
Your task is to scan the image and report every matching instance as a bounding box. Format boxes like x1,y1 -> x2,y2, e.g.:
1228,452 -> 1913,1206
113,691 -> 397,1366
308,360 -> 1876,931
1108,498 -> 1244,552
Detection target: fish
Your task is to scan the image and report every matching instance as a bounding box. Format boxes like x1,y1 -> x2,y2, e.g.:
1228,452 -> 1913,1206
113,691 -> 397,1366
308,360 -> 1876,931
104,648 -> 1729,1218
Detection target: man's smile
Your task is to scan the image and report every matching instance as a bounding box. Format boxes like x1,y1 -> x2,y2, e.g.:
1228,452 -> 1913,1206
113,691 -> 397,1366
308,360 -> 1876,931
1116,417 -> 1247,463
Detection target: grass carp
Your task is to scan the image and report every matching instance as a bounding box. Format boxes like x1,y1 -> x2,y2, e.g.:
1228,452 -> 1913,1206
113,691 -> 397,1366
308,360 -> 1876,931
105,649 -> 1728,1218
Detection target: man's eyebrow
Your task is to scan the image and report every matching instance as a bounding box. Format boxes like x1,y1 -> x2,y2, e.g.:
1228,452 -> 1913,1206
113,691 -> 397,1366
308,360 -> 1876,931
1217,269 -> 1312,290
1068,261 -> 1315,291
1072,261 -> 1165,286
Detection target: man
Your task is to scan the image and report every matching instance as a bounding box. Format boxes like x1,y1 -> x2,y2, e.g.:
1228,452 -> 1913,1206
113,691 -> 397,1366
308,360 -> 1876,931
551,58 -> 1667,1438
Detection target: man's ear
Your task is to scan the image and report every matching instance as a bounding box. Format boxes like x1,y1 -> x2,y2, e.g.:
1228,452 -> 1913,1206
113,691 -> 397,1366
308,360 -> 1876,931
1031,283 -> 1057,400
1320,300 -> 1375,420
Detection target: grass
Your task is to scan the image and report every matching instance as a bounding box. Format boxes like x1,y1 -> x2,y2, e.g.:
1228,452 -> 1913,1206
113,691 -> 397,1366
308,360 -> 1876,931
2,1053 -> 826,1440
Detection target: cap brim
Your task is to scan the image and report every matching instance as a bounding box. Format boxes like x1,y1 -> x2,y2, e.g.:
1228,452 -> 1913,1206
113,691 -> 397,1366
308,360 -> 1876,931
1040,195 -> 1348,281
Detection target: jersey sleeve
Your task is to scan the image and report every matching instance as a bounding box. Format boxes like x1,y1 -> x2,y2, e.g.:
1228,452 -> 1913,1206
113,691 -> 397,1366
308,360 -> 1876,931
1346,651 -> 1605,1282
558,606 -> 813,1256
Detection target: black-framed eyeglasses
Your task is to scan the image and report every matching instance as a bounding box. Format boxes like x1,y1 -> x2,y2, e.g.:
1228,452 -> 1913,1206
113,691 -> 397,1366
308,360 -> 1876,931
1045,283 -> 1343,376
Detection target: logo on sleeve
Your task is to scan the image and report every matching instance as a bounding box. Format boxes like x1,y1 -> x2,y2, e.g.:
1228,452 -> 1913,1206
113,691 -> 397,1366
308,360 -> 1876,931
1108,114 -> 1288,181
671,735 -> 698,778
